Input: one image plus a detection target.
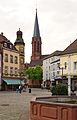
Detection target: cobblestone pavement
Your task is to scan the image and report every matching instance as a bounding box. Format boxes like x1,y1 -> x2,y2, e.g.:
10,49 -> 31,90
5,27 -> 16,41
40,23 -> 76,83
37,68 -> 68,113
0,88 -> 51,120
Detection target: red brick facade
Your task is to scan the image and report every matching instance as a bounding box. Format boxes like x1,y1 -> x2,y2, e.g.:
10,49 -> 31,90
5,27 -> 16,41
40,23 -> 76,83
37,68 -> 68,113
31,37 -> 42,61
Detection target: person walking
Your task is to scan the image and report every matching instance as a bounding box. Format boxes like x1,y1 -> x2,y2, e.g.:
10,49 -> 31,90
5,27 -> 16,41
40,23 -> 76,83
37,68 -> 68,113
19,85 -> 22,93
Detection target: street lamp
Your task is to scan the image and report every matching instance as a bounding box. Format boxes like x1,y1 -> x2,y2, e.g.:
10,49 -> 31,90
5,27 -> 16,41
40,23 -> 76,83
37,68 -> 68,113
59,63 -> 67,84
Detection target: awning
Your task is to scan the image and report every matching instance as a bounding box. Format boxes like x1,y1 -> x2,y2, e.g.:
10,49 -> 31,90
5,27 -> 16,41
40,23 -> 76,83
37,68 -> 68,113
3,79 -> 25,85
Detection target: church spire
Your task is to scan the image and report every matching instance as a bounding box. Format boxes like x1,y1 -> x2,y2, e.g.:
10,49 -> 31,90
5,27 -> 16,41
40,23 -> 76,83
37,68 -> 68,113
33,9 -> 40,37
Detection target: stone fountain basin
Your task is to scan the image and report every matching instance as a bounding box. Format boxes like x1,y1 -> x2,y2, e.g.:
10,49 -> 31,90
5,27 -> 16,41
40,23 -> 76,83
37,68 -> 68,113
30,96 -> 77,120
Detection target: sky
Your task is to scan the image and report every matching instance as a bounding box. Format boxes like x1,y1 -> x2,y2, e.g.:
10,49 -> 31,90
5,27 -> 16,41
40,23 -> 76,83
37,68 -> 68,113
0,0 -> 77,62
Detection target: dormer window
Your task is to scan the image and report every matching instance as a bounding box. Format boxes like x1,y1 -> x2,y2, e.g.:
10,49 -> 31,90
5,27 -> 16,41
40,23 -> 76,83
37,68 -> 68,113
4,43 -> 7,47
10,44 -> 12,49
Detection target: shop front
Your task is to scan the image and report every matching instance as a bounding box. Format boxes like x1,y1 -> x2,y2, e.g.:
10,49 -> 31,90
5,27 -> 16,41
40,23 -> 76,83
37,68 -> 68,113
2,79 -> 25,91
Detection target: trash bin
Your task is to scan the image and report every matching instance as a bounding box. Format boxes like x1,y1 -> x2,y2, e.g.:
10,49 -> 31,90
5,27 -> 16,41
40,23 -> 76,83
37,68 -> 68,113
29,88 -> 31,93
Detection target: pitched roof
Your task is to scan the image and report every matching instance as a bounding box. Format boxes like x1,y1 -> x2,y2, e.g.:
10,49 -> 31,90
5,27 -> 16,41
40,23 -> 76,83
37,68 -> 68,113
33,9 -> 40,37
0,33 -> 8,43
0,33 -> 17,51
61,39 -> 77,55
30,54 -> 50,67
30,59 -> 43,67
43,50 -> 62,60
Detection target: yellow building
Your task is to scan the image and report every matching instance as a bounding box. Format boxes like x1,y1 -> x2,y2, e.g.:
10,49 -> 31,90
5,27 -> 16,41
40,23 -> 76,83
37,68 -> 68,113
0,29 -> 25,90
59,39 -> 77,91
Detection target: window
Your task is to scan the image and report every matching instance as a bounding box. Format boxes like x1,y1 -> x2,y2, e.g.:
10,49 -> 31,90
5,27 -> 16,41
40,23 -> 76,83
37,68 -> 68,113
20,58 -> 24,64
4,66 -> 8,75
15,68 -> 18,76
10,67 -> 13,76
53,72 -> 55,77
49,66 -> 50,70
34,41 -> 36,52
15,56 -> 18,64
57,63 -> 60,68
57,71 -> 60,75
74,62 -> 77,70
37,41 -> 39,52
10,55 -> 13,63
5,54 -> 8,62
4,43 -> 7,47
10,44 -> 12,49
64,62 -> 67,69
20,47 -> 24,53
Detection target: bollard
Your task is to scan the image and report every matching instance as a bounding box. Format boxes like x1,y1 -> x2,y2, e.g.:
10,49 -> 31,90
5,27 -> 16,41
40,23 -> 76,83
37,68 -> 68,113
29,88 -> 31,93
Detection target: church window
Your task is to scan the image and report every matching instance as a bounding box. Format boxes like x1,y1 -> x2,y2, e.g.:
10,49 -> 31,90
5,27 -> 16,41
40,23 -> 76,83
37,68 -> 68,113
34,41 -> 36,52
37,41 -> 39,52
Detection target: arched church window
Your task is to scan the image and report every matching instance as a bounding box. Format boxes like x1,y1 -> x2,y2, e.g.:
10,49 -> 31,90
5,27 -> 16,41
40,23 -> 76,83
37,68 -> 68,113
34,41 -> 36,51
37,41 -> 39,52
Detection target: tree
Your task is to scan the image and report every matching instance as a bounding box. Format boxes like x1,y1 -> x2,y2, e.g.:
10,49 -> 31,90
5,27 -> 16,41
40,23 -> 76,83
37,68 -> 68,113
25,66 -> 43,81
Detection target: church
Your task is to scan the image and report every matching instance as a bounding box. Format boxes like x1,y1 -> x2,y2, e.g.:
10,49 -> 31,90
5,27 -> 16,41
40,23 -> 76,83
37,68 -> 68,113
30,9 -> 49,67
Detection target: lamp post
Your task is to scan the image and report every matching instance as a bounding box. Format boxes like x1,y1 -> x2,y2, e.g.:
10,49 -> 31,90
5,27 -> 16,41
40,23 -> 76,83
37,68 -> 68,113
68,55 -> 71,96
59,65 -> 66,84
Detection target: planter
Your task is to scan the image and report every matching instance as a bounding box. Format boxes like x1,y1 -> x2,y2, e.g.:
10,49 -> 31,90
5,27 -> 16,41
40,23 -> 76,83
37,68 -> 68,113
30,96 -> 77,120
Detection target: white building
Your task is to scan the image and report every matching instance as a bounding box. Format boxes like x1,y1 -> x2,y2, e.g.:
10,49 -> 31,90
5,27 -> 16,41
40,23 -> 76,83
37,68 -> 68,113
43,51 -> 62,87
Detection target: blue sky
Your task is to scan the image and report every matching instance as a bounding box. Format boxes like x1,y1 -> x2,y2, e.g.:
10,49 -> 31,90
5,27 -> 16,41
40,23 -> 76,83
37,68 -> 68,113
0,0 -> 77,62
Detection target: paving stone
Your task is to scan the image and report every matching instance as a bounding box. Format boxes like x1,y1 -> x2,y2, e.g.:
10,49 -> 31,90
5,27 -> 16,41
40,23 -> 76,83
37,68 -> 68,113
0,88 -> 51,120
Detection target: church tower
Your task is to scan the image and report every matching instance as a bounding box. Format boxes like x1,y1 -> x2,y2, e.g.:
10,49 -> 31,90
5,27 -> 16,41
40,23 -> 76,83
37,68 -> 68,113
31,9 -> 42,61
14,28 -> 25,70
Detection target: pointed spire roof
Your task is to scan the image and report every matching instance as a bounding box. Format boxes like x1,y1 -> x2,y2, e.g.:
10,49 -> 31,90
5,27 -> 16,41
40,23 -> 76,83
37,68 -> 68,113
33,9 -> 40,37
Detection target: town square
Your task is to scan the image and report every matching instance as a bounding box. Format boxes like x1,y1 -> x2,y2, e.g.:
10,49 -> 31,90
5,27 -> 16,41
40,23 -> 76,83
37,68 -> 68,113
0,88 -> 51,120
0,0 -> 77,120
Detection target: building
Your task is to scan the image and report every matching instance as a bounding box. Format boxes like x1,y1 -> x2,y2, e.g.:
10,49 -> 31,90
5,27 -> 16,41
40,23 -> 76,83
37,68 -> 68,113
58,39 -> 77,91
28,9 -> 49,87
0,29 -> 25,90
43,51 -> 62,88
14,28 -> 25,70
30,9 -> 49,67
